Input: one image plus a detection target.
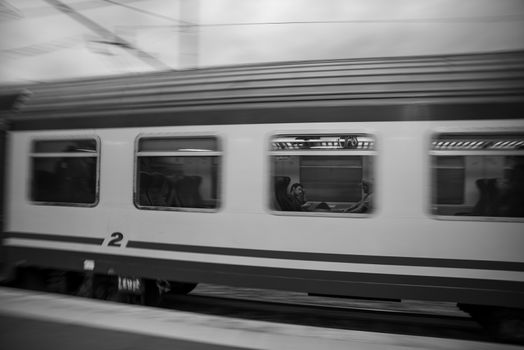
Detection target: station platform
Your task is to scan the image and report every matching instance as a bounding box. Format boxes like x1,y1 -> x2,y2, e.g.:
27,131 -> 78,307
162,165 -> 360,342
0,287 -> 518,350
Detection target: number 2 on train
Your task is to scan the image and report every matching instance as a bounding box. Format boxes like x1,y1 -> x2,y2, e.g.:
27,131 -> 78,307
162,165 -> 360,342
107,232 -> 125,247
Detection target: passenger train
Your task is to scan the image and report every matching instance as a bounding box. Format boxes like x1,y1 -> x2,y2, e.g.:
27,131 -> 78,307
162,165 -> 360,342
1,50 -> 523,340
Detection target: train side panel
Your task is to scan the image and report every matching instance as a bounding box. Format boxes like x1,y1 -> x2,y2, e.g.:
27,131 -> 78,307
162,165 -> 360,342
4,119 -> 524,307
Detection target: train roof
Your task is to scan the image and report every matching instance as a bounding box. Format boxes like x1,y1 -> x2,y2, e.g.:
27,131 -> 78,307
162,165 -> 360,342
4,50 -> 524,130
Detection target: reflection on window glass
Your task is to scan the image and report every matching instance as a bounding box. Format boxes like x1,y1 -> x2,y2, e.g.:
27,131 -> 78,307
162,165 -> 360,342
31,139 -> 98,205
136,137 -> 220,210
431,134 -> 524,218
271,134 -> 375,214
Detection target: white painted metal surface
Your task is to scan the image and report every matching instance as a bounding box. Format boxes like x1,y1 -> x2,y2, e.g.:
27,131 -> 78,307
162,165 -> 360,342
5,119 -> 524,281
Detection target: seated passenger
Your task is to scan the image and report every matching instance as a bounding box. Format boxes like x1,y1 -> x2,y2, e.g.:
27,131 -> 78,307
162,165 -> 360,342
472,178 -> 498,216
289,183 -> 311,211
146,173 -> 173,207
496,163 -> 524,217
345,180 -> 373,213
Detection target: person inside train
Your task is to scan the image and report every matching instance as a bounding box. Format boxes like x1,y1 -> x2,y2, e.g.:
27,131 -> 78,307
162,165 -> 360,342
344,180 -> 373,213
496,160 -> 524,217
289,183 -> 311,211
54,151 -> 95,203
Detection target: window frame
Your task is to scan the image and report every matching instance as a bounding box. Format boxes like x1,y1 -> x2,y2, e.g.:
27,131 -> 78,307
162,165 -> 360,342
29,135 -> 101,207
133,133 -> 222,212
429,132 -> 524,222
268,132 -> 377,217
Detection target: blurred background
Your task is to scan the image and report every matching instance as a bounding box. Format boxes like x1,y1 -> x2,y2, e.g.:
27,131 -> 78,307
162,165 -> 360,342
1,0 -> 524,83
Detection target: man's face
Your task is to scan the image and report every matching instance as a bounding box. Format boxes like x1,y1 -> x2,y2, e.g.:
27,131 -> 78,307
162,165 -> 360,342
293,186 -> 304,200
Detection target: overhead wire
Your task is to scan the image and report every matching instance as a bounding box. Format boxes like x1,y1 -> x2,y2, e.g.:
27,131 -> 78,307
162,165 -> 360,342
102,0 -> 191,25
41,0 -> 172,70
3,0 -> 149,19
199,14 -> 524,27
0,0 -> 23,20
2,36 -> 82,57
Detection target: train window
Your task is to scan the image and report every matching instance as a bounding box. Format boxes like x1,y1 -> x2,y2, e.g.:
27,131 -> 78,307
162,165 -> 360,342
431,133 -> 524,218
30,138 -> 99,205
135,136 -> 220,210
271,134 -> 375,214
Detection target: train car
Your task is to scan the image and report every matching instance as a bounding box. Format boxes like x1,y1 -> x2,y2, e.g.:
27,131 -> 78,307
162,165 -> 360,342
1,51 -> 524,340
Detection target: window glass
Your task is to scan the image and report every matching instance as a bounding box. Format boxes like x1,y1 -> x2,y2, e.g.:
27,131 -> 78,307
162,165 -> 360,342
31,138 -> 98,205
434,156 -> 465,205
136,136 -> 220,210
138,137 -> 218,153
271,134 -> 375,214
431,134 -> 524,218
